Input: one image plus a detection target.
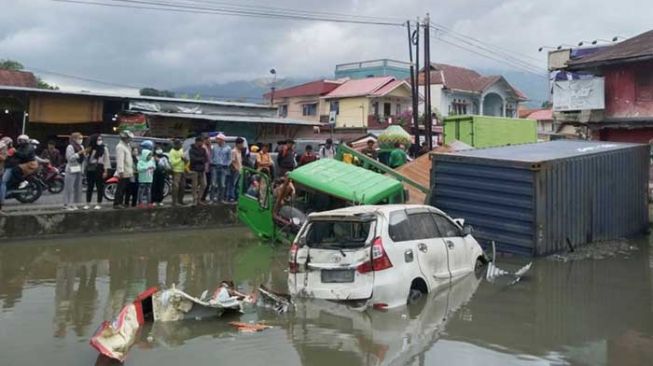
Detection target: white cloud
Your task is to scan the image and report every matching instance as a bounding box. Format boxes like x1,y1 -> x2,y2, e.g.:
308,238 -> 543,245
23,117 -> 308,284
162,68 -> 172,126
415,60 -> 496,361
0,0 -> 651,90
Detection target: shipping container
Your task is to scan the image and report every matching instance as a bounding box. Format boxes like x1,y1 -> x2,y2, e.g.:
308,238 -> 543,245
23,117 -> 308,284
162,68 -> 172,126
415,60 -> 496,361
430,140 -> 649,256
443,115 -> 537,148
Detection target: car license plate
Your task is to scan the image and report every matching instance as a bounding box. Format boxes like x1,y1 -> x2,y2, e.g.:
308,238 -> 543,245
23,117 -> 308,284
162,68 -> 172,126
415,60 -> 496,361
321,269 -> 354,283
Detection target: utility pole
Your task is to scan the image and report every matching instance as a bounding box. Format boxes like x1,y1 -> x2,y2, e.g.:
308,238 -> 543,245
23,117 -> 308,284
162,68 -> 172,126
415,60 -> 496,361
423,13 -> 433,149
269,68 -> 277,107
407,20 -> 420,155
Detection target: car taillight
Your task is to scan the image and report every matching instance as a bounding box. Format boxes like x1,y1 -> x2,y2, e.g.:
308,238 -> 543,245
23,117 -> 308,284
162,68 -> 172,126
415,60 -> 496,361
357,237 -> 393,273
289,242 -> 299,273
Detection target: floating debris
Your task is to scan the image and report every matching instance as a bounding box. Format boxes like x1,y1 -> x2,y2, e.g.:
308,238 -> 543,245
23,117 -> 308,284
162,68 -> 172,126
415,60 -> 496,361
547,239 -> 637,262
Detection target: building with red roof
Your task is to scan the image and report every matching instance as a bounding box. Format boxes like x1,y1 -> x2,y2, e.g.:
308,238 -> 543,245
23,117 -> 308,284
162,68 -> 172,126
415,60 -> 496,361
0,69 -> 38,88
417,63 -> 527,119
266,76 -> 412,129
263,79 -> 345,123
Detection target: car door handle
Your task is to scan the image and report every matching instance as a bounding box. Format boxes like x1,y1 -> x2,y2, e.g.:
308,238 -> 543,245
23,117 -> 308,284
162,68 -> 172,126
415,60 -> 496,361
445,240 -> 455,249
418,243 -> 428,253
404,249 -> 414,263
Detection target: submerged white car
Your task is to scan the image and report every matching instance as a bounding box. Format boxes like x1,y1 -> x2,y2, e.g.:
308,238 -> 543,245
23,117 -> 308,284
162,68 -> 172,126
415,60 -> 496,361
288,205 -> 486,309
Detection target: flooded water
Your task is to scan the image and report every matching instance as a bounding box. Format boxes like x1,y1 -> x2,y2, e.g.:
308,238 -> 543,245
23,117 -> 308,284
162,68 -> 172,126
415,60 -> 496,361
1,228 -> 652,366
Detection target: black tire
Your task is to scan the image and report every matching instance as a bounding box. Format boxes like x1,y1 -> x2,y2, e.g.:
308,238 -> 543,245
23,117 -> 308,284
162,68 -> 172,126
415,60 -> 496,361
104,182 -> 117,201
48,178 -> 64,194
163,180 -> 171,198
407,288 -> 424,305
15,181 -> 42,204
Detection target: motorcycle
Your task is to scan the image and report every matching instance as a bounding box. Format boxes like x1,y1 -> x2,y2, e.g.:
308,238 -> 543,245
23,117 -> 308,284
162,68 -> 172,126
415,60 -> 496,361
34,163 -> 64,194
103,175 -> 171,201
5,175 -> 43,204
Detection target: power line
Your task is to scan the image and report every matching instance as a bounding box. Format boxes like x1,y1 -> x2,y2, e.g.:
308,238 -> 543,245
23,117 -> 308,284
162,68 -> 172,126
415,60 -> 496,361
28,66 -> 268,101
52,0 -> 406,26
428,26 -> 547,79
430,21 -> 543,64
428,24 -> 544,74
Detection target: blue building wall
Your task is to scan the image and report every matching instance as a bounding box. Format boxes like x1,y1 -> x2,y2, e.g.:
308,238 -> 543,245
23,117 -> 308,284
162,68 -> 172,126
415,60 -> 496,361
335,59 -> 411,80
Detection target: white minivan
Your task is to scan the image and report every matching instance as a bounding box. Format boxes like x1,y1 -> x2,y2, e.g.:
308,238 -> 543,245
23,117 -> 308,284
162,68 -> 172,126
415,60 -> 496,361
288,205 -> 486,309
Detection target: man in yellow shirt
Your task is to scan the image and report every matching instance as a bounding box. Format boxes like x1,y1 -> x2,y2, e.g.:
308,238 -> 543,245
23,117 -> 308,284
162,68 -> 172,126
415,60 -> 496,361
168,139 -> 187,206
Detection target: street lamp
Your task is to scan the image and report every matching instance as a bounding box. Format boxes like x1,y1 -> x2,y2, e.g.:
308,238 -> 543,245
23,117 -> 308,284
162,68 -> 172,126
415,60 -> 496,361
538,46 -> 556,52
269,68 -> 277,107
577,40 -> 593,47
592,37 -> 623,45
21,111 -> 29,134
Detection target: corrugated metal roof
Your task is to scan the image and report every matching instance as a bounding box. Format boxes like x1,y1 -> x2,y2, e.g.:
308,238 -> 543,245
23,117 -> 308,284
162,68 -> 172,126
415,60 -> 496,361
567,29 -> 653,68
288,158 -> 404,204
439,140 -> 643,163
526,109 -> 553,121
0,70 -> 38,88
324,76 -> 395,98
264,79 -> 344,99
417,63 -> 528,100
0,85 -> 272,109
140,111 -> 320,126
372,79 -> 409,96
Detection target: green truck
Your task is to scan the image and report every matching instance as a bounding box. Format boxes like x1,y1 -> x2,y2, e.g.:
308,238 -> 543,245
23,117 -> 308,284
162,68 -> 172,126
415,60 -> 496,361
443,115 -> 537,148
237,157 -> 408,243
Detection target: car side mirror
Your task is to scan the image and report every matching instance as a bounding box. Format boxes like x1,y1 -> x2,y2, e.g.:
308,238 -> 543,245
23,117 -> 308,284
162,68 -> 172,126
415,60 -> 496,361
462,225 -> 473,236
453,218 -> 465,227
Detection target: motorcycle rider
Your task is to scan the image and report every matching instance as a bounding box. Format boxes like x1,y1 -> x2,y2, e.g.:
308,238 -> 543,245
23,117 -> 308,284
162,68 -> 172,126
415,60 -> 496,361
0,135 -> 37,211
0,137 -> 13,212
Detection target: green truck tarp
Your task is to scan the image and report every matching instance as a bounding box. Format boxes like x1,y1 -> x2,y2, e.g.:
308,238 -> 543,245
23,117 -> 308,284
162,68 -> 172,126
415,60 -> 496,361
288,158 -> 404,204
443,115 -> 537,148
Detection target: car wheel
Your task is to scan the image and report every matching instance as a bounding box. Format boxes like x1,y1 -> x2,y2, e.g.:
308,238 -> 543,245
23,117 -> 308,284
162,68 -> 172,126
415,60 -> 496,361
407,288 -> 423,305
474,257 -> 487,276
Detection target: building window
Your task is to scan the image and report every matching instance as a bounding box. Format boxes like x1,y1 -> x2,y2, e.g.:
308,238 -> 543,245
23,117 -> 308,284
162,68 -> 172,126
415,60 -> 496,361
636,69 -> 653,101
302,103 -> 317,116
329,101 -> 339,115
450,99 -> 468,115
506,103 -> 515,117
278,104 -> 288,117
373,102 -> 379,116
383,102 -> 391,117
396,104 -> 401,114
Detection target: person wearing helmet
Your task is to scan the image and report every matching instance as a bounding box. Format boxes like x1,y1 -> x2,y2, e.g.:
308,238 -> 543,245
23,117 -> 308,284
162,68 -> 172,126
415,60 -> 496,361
0,137 -> 13,212
63,132 -> 86,210
2,135 -> 37,196
113,130 -> 134,209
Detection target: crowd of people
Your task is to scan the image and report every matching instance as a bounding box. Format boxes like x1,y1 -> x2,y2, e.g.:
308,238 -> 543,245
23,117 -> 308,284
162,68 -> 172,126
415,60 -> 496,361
0,129 -> 411,213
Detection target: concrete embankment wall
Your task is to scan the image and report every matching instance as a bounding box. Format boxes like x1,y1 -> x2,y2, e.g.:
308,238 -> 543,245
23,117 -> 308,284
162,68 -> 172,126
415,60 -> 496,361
0,205 -> 238,241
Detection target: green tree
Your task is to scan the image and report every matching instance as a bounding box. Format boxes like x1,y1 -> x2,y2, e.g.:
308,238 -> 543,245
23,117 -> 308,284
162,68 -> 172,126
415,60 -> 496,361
0,59 -> 24,71
140,87 -> 175,98
0,59 -> 58,89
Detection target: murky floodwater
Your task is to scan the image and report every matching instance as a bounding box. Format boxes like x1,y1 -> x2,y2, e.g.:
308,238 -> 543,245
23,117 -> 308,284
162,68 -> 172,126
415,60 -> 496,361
1,228 -> 652,366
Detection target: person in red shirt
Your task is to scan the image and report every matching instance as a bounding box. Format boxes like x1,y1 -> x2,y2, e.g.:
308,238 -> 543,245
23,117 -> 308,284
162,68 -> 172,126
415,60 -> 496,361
298,145 -> 317,167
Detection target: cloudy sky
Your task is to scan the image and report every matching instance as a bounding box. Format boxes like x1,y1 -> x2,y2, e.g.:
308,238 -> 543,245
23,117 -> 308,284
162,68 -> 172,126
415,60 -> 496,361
1,0 -> 650,94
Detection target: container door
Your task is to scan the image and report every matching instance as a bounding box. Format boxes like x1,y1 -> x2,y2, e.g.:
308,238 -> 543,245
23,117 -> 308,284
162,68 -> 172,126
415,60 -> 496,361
291,219 -> 376,300
432,212 -> 469,279
237,167 -> 275,239
459,118 -> 474,146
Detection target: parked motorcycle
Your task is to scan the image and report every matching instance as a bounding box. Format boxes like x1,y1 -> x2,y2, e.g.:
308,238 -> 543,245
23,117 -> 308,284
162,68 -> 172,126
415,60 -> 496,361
103,175 -> 171,201
34,163 -> 64,194
5,175 -> 43,204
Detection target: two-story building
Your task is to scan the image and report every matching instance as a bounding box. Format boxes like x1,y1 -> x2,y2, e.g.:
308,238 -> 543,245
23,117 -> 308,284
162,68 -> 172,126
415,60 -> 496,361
417,63 -> 527,118
554,29 -> 653,143
263,79 -> 344,123
322,76 -> 413,129
268,76 -> 413,130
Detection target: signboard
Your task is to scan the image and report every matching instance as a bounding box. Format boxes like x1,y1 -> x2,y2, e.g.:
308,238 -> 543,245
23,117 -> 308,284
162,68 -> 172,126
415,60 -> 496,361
553,77 -> 605,111
117,114 -> 148,133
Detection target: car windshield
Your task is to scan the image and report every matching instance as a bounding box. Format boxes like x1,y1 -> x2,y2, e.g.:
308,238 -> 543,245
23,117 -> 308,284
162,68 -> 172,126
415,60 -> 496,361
304,220 -> 374,249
